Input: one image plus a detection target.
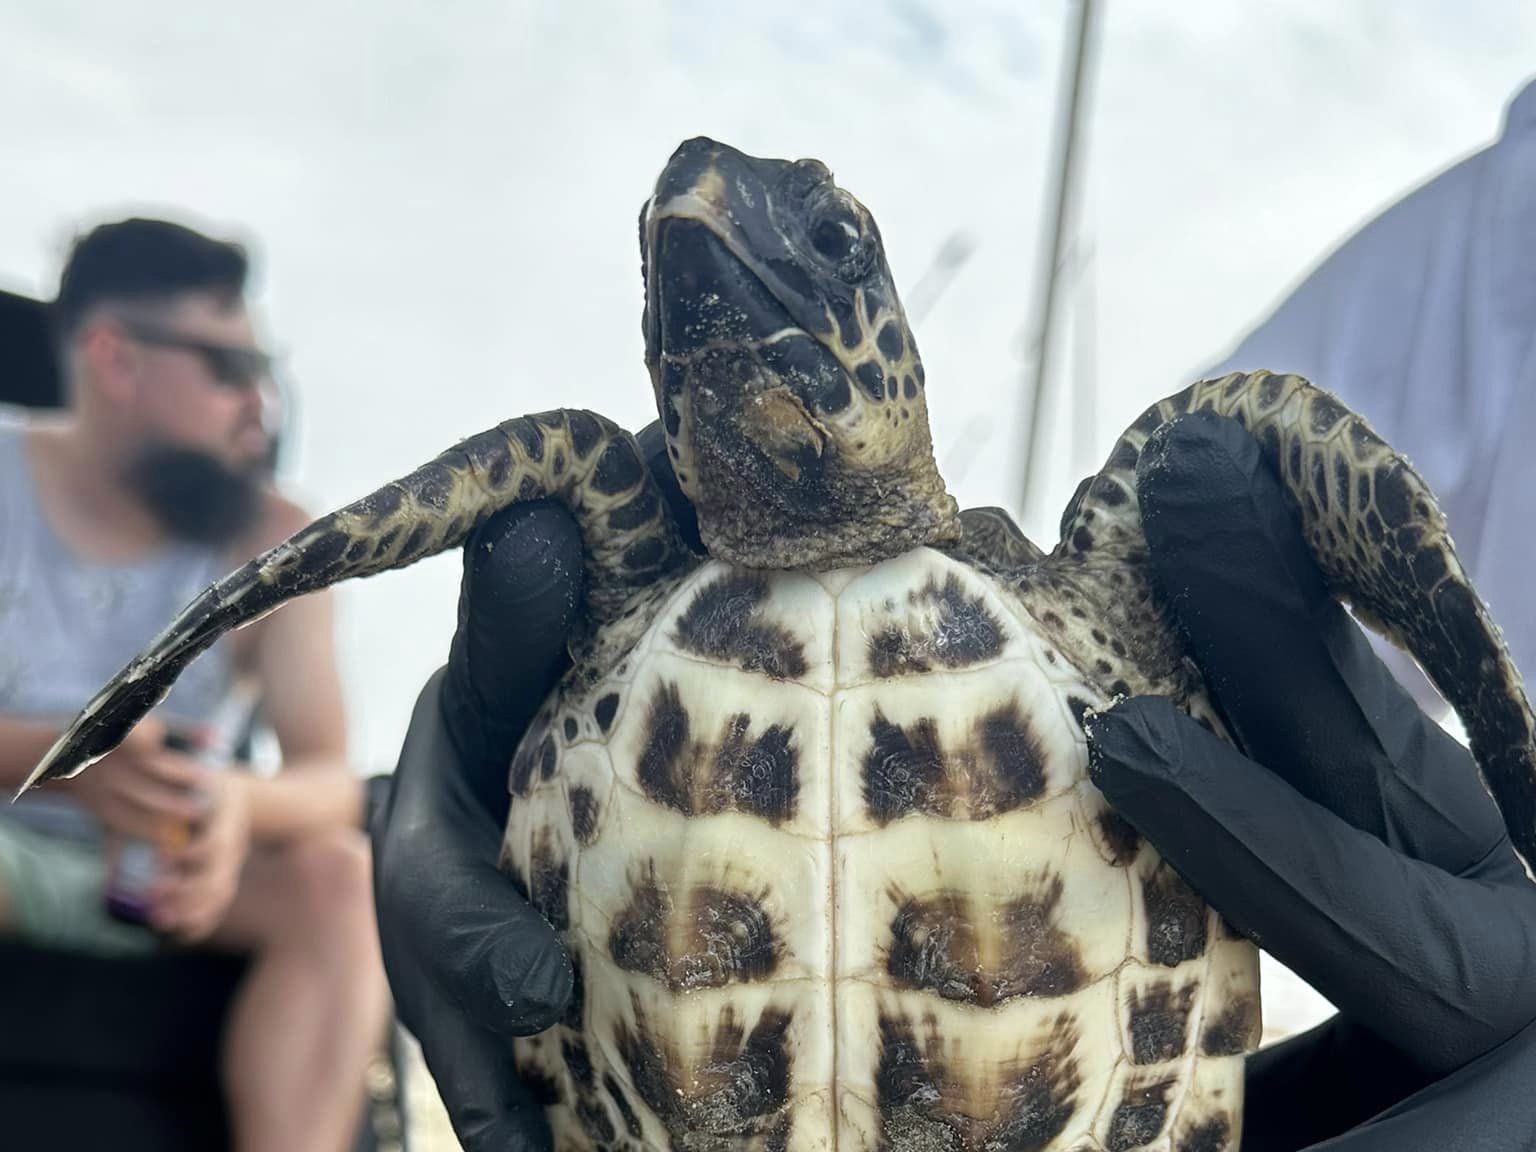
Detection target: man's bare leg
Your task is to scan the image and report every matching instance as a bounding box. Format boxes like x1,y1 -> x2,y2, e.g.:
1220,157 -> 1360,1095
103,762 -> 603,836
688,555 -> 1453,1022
210,827 -> 391,1152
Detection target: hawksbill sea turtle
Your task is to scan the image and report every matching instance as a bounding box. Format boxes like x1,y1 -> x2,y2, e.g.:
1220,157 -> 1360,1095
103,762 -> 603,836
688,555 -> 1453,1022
20,137 -> 1536,1152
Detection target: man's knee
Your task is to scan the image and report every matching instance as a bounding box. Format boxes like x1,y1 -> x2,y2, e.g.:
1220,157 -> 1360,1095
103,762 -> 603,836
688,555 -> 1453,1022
272,828 -> 376,942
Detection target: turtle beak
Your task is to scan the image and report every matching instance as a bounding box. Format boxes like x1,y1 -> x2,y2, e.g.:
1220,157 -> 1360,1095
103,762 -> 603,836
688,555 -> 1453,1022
740,386 -> 828,483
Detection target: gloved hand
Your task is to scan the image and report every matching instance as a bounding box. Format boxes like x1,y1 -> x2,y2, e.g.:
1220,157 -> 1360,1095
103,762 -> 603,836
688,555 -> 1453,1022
369,422 -> 699,1152
1086,409 -> 1536,1151
370,410 -> 1536,1152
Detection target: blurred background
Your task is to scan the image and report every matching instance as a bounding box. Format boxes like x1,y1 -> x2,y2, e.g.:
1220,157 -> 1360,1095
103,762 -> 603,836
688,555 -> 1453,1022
1,2 -> 1532,1148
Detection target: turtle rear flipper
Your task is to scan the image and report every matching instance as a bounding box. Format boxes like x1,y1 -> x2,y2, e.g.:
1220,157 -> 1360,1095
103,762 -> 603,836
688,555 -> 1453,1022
18,409 -> 693,793
1058,369 -> 1536,870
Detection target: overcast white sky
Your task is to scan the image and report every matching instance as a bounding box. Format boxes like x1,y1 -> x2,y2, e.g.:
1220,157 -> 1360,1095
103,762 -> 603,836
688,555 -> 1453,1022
2,0 -> 1533,781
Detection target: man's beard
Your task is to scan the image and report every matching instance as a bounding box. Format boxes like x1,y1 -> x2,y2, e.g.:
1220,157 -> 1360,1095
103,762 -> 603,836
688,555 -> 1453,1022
122,444 -> 265,548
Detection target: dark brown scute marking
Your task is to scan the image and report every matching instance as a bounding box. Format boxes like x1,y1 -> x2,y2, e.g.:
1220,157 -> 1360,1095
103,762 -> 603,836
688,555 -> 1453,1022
1127,980 -> 1195,1064
538,734 -> 558,781
1106,1078 -> 1172,1151
855,360 -> 886,401
1143,862 -> 1209,967
672,572 -> 808,679
594,692 -> 620,733
563,946 -> 586,1032
528,828 -> 570,931
344,539 -> 369,563
863,710 -> 946,825
868,574 -> 1005,678
677,886 -> 781,989
607,486 -> 660,531
566,411 -> 603,459
875,1011 -> 1081,1150
563,1035 -> 596,1089
833,296 -> 863,351
563,716 -> 578,741
401,522 -> 431,557
569,785 -> 601,845
509,418 -> 545,459
864,701 -> 1049,825
608,864 -> 782,991
516,474 -> 540,500
519,1062 -> 563,1107
592,437 -> 645,495
361,483 -> 404,525
616,998 -> 792,1142
574,1095 -> 617,1144
713,713 -> 800,825
1097,810 -> 1142,866
997,877 -> 1089,998
885,877 -> 1086,1006
903,375 -> 918,399
603,1072 -> 643,1139
1310,392 -> 1346,434
1201,996 -> 1259,1056
877,320 -> 904,360
1072,525 -> 1094,553
1179,1116 -> 1232,1152
1090,474 -> 1129,508
622,534 -> 668,572
608,864 -> 671,985
636,681 -> 691,813
636,681 -> 802,824
977,700 -> 1048,807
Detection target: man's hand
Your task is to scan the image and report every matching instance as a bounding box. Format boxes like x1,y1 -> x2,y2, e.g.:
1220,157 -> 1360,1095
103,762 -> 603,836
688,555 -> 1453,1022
1087,409 -> 1536,1150
55,717 -> 209,842
151,769 -> 252,943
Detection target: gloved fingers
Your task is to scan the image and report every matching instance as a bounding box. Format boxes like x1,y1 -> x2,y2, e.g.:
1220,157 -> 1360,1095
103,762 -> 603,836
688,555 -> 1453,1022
443,501 -> 585,817
1134,409 -> 1519,883
1239,1016 -> 1433,1152
1087,694 -> 1536,1073
392,931 -> 555,1152
1288,1014 -> 1536,1151
378,670 -> 573,1040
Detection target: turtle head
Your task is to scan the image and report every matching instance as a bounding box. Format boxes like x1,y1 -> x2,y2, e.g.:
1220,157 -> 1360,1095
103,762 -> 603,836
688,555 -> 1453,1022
639,137 -> 960,570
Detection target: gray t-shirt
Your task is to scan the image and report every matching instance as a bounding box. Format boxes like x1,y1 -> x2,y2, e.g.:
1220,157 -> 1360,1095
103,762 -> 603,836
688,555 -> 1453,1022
0,407 -> 246,844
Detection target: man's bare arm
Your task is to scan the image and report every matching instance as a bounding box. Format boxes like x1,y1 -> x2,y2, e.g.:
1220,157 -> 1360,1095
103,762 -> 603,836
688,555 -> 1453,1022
235,495 -> 363,843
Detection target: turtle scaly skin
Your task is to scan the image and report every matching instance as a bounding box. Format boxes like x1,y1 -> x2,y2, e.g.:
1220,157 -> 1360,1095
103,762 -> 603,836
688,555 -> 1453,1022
21,139 -> 1536,1152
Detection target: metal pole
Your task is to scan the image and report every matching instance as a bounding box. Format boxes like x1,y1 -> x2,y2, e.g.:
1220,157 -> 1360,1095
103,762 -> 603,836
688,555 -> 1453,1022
1019,0 -> 1099,519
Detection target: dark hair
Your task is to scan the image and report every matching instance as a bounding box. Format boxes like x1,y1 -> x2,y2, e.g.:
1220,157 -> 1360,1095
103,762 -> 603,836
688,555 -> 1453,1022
52,217 -> 250,347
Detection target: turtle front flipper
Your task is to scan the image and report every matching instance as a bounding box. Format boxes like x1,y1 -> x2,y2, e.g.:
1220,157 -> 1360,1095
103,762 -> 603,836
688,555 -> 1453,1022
1057,369 -> 1536,870
18,409 -> 694,793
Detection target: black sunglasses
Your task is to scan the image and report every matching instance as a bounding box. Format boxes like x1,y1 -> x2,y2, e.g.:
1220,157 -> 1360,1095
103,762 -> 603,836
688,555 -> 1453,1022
119,320 -> 276,389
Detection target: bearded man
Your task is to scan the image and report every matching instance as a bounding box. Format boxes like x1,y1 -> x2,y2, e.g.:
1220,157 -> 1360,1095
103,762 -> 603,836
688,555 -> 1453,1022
0,217 -> 389,1152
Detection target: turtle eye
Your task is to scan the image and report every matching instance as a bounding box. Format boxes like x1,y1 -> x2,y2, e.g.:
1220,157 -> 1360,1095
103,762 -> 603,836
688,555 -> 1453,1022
807,196 -> 875,280
811,216 -> 858,262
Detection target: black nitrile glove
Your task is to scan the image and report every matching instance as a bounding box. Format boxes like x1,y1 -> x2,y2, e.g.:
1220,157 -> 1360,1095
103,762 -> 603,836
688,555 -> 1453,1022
369,422 -> 699,1152
1086,409 -> 1536,1151
371,408 -> 1536,1152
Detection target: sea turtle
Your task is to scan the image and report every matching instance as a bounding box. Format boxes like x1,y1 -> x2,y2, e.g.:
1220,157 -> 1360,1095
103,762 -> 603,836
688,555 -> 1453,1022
21,137 -> 1536,1152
